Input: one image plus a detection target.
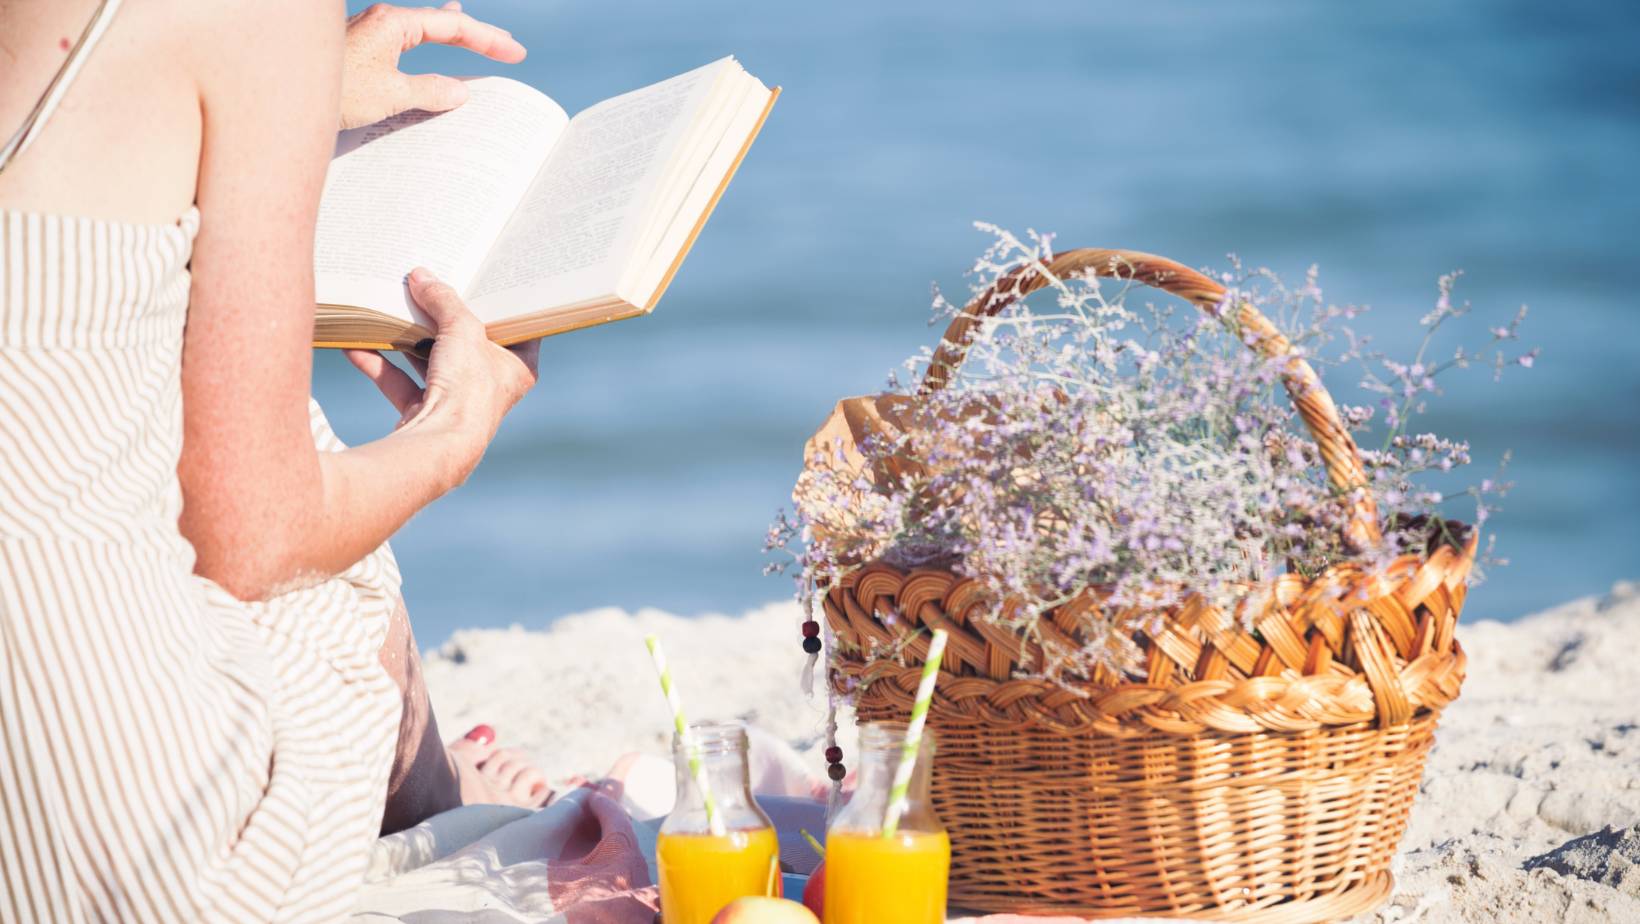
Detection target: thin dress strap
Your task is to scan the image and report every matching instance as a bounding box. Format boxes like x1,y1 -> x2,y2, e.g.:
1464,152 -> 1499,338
0,0 -> 125,175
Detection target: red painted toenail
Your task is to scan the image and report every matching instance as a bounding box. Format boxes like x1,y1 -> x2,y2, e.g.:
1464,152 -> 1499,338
464,724 -> 495,745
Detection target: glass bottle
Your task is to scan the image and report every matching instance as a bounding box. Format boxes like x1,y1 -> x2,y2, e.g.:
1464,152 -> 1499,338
823,722 -> 951,924
656,722 -> 780,924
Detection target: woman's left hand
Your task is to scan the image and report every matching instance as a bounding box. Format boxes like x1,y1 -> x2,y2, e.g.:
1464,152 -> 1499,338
340,1 -> 527,131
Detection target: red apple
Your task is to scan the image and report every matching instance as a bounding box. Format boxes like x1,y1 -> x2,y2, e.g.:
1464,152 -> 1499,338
801,861 -> 825,919
709,896 -> 819,924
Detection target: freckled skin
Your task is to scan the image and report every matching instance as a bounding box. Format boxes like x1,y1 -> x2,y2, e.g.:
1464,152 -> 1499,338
2,0 -> 549,841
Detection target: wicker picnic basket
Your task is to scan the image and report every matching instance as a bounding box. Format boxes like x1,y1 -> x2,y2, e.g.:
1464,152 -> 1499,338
825,249 -> 1475,922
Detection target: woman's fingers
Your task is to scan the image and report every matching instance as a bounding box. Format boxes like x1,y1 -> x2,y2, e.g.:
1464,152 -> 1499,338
396,267 -> 538,451
344,349 -> 424,415
507,338 -> 542,381
401,7 -> 526,63
398,73 -> 469,115
340,4 -> 524,129
406,267 -> 482,336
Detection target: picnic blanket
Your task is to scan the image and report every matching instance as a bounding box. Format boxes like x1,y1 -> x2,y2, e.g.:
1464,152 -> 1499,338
354,727 -> 823,922
352,727 -> 1177,923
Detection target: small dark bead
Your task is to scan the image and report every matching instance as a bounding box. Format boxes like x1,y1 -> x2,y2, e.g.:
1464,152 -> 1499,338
824,746 -> 843,764
827,762 -> 846,782
802,620 -> 821,638
802,636 -> 823,655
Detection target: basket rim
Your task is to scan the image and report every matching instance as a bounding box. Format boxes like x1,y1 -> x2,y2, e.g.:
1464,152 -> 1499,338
825,532 -> 1474,736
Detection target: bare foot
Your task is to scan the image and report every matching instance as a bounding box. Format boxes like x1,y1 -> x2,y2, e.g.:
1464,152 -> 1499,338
448,725 -> 552,809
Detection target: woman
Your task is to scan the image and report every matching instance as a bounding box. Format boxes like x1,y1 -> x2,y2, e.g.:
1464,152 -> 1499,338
1,1 -> 550,918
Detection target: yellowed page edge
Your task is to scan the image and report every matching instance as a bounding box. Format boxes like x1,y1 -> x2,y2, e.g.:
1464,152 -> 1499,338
315,338 -> 398,350
313,301 -> 426,350
487,295 -> 648,345
644,85 -> 780,311
313,308 -> 635,350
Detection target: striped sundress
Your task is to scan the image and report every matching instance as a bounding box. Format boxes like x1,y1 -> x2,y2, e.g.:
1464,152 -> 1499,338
1,2 -> 403,920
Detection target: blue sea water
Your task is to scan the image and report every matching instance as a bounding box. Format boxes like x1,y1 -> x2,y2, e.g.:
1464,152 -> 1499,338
321,0 -> 1640,645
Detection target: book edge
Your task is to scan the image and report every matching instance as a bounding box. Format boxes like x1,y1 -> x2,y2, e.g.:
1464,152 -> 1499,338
314,302 -> 426,351
642,85 -> 780,312
491,302 -> 645,346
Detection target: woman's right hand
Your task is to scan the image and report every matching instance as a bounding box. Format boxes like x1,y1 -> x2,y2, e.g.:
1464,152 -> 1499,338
344,267 -> 540,485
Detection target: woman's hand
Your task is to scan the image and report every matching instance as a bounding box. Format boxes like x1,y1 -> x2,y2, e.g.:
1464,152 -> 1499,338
344,268 -> 540,486
340,2 -> 527,131
182,3 -> 530,599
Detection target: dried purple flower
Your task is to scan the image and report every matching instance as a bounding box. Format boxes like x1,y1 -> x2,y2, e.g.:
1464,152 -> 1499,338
770,227 -> 1530,680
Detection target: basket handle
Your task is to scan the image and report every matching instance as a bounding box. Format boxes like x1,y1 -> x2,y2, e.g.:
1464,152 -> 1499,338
917,248 -> 1381,549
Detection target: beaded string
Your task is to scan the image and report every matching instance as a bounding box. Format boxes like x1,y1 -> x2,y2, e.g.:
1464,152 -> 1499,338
824,604 -> 846,811
799,577 -> 847,813
800,586 -> 822,696
825,693 -> 842,816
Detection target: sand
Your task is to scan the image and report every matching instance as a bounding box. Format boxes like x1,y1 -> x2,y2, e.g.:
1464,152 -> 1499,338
1368,580 -> 1640,922
421,581 -> 1640,922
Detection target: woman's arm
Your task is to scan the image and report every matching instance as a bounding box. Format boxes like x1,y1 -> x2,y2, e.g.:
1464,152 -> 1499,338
181,0 -> 533,600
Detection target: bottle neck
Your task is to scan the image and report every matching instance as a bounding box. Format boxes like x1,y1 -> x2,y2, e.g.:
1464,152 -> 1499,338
854,727 -> 931,798
665,722 -> 771,835
831,722 -> 943,835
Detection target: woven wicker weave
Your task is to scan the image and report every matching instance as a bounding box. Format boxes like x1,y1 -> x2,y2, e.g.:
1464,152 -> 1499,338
825,249 -> 1475,921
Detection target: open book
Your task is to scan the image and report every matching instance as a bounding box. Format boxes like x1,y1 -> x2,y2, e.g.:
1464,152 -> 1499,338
312,57 -> 777,349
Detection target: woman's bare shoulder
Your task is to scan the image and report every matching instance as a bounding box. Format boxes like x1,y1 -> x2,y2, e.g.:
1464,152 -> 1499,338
0,0 -> 340,223
190,0 -> 344,119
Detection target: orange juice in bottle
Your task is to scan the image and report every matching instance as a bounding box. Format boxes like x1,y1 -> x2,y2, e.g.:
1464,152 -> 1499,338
656,722 -> 780,924
824,829 -> 949,923
824,722 -> 950,924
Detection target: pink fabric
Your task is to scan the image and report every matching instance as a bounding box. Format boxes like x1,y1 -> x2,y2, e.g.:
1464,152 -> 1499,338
352,729 -> 1146,922
543,783 -> 657,923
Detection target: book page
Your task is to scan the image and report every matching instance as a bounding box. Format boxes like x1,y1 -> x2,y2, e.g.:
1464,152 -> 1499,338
314,77 -> 569,322
627,76 -> 771,303
464,59 -> 731,321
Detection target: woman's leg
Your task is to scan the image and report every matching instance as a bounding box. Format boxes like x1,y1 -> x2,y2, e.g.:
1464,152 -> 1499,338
376,599 -> 552,835
377,598 -> 461,834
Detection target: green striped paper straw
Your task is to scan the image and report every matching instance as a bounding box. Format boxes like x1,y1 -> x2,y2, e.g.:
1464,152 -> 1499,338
882,628 -> 948,838
644,634 -> 725,836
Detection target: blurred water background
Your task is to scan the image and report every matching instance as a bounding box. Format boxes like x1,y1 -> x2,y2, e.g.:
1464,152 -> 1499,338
321,0 -> 1640,645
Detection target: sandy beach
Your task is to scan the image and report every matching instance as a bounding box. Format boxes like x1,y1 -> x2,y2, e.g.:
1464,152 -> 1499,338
421,581 -> 1640,922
